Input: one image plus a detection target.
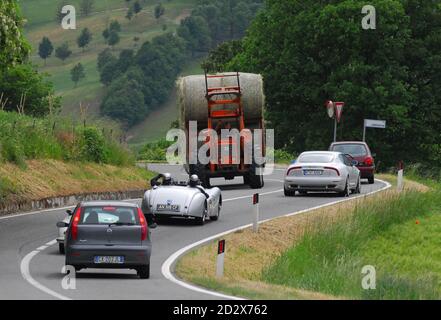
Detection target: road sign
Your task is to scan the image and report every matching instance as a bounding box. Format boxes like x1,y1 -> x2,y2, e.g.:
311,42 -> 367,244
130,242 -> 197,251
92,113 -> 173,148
363,119 -> 386,141
364,119 -> 386,129
326,100 -> 334,118
335,102 -> 345,123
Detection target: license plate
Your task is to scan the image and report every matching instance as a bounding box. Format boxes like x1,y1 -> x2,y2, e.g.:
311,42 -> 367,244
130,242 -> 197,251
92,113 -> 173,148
157,204 -> 180,212
304,170 -> 323,176
94,256 -> 124,264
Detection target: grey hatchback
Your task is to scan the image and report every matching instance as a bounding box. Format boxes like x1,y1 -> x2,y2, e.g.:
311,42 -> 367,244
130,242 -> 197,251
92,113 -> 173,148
58,201 -> 152,279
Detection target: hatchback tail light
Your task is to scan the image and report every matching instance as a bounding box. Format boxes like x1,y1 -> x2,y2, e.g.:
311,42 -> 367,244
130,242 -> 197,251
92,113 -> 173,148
71,207 -> 82,240
365,157 -> 374,166
138,208 -> 148,241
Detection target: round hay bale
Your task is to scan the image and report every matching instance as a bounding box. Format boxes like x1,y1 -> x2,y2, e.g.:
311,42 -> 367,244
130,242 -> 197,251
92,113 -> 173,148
177,73 -> 265,127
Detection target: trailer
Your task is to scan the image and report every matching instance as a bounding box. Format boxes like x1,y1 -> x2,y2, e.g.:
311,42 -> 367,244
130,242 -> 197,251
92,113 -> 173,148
177,72 -> 265,188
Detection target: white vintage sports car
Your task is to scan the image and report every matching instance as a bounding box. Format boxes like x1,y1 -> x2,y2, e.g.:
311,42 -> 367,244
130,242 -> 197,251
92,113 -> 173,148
142,174 -> 222,225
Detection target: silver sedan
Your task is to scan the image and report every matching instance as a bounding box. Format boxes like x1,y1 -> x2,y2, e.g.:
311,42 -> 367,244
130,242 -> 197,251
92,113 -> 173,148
284,151 -> 361,197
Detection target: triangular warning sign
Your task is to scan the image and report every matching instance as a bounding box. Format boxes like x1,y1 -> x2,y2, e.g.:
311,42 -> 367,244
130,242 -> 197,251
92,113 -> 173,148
335,102 -> 344,123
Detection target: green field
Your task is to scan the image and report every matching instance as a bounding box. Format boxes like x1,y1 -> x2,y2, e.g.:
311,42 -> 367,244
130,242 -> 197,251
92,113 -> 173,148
21,0 -> 197,120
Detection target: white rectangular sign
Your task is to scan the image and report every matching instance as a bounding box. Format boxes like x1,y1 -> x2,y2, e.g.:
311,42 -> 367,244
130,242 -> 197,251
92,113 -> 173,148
364,119 -> 386,129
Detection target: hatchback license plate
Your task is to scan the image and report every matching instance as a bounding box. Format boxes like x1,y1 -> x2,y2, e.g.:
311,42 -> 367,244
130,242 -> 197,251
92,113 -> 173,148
94,256 -> 124,264
304,170 -> 323,176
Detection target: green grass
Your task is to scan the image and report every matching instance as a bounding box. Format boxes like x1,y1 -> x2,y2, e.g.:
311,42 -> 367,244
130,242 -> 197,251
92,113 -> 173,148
262,186 -> 441,299
0,110 -> 131,166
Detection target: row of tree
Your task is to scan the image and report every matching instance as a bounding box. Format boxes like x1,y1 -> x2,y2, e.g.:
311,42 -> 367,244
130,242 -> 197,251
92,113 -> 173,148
204,0 -> 441,169
38,28 -> 92,65
99,0 -> 264,126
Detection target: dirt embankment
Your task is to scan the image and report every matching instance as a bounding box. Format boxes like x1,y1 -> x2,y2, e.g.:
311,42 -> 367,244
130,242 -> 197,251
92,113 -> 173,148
0,160 -> 155,215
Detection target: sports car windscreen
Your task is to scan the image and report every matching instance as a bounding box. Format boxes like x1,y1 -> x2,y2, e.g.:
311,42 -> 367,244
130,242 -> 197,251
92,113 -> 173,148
332,144 -> 367,157
298,154 -> 334,163
79,206 -> 140,225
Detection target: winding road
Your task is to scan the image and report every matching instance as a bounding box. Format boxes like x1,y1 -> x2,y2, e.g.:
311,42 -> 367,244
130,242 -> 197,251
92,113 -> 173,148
0,164 -> 387,300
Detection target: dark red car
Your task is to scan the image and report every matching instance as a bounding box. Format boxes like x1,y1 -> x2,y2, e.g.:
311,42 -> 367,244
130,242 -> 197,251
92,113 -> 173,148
329,141 -> 375,184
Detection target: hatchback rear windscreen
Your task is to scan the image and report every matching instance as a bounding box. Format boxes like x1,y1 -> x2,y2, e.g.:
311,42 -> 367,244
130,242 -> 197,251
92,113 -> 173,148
332,144 -> 367,157
298,154 -> 334,163
79,206 -> 140,225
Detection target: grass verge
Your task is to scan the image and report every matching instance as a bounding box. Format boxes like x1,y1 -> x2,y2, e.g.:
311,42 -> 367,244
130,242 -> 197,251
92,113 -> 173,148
0,159 -> 154,205
175,175 -> 440,299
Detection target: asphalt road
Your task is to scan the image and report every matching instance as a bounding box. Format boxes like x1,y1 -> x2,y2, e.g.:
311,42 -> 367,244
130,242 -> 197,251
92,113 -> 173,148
0,164 -> 386,300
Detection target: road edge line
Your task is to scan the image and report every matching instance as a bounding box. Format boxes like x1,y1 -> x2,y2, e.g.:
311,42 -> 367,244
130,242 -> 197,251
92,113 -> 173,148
20,245 -> 71,301
161,179 -> 392,300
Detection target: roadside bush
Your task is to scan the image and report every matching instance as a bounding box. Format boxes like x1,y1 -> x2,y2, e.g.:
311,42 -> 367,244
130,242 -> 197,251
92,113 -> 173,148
0,110 -> 134,167
137,139 -> 172,162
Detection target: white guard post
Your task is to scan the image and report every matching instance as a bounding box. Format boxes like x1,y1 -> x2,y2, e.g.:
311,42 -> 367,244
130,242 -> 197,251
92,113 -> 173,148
397,161 -> 404,192
253,193 -> 259,233
216,239 -> 225,278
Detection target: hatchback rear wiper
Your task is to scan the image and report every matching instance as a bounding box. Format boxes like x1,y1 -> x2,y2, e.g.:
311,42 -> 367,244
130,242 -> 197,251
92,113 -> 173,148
108,222 -> 136,226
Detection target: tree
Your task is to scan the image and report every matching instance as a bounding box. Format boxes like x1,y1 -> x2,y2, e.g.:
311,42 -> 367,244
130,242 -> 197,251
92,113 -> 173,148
126,7 -> 134,20
97,48 -> 116,73
0,64 -> 61,116
154,3 -> 164,19
202,40 -> 243,73
77,28 -> 92,52
101,75 -> 146,126
80,0 -> 94,17
226,0 -> 440,168
70,63 -> 86,87
109,20 -> 121,33
178,15 -> 212,56
55,42 -> 72,62
133,1 -> 142,15
38,37 -> 54,65
107,31 -> 120,48
0,1 -> 30,70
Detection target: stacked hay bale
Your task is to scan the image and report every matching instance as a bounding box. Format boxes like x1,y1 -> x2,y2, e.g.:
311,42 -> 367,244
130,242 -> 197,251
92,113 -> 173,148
177,73 -> 265,129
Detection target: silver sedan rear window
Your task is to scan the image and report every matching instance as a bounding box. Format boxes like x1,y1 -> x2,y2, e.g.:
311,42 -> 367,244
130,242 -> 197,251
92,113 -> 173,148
298,154 -> 334,163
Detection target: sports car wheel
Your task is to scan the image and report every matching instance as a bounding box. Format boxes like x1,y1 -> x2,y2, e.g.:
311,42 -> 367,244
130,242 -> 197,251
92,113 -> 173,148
354,178 -> 361,194
284,187 -> 296,197
195,214 -> 206,225
339,179 -> 350,197
59,243 -> 65,255
210,206 -> 220,221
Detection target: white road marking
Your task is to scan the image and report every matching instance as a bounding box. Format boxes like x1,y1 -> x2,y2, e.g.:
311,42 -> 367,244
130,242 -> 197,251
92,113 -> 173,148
36,246 -> 48,251
20,249 -> 70,300
161,180 -> 392,300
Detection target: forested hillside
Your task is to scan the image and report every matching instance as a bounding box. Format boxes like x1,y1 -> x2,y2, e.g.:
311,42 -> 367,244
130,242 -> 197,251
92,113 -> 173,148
99,0 -> 264,127
206,0 -> 441,170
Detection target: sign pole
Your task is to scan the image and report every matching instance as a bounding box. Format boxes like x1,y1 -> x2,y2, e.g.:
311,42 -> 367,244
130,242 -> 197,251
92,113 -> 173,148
334,117 -> 337,142
253,193 -> 259,233
363,120 -> 367,142
216,240 -> 225,278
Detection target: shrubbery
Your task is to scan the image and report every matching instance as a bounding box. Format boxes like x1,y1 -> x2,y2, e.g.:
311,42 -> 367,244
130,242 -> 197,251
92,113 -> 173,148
0,111 -> 133,167
137,139 -> 173,162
